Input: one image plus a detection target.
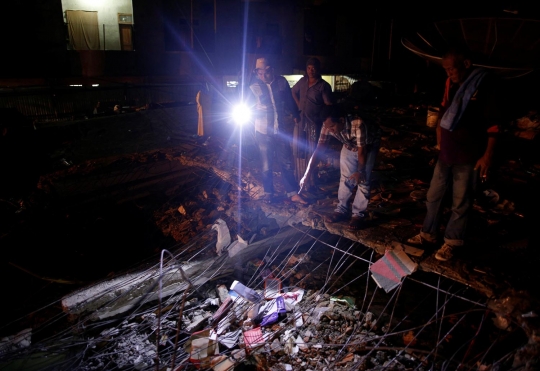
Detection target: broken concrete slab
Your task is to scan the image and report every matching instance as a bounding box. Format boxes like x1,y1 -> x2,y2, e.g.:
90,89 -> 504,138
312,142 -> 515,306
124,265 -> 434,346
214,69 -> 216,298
61,226 -> 310,319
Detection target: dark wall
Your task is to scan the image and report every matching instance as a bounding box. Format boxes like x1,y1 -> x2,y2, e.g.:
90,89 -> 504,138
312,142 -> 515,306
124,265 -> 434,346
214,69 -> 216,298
0,0 -> 66,78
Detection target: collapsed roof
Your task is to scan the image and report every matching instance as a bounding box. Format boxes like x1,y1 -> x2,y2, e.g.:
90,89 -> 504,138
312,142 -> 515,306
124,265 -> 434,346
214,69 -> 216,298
401,17 -> 540,78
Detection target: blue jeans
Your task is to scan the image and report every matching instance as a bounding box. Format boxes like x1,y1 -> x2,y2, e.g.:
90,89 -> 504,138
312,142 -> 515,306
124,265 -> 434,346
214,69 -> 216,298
255,130 -> 297,197
335,142 -> 380,217
421,159 -> 478,246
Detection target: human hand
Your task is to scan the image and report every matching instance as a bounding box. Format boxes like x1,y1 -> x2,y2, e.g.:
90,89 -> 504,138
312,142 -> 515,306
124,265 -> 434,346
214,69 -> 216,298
350,172 -> 361,185
345,172 -> 362,189
474,156 -> 491,180
352,171 -> 366,184
299,176 -> 307,193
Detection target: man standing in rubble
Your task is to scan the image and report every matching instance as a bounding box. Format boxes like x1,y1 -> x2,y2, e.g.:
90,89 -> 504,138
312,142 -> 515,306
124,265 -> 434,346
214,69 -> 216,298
292,57 -> 334,192
249,57 -> 307,204
300,105 -> 381,230
407,45 -> 503,262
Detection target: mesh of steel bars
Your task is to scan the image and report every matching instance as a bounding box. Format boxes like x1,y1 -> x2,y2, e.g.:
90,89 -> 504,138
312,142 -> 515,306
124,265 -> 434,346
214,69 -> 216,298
0,217 -> 527,371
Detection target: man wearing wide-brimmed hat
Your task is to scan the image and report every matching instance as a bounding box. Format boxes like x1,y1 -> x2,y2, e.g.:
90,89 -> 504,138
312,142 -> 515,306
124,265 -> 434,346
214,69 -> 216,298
249,57 -> 307,204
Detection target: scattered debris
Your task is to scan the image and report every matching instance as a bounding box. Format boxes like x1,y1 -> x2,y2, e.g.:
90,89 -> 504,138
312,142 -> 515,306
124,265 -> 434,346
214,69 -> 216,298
0,329 -> 31,357
2,103 -> 540,371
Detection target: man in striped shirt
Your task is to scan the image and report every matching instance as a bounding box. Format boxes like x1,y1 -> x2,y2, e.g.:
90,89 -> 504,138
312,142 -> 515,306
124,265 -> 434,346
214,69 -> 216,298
300,105 -> 381,230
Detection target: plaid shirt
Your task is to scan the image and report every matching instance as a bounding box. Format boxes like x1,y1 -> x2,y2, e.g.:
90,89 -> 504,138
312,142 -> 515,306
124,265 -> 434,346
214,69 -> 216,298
318,117 -> 381,149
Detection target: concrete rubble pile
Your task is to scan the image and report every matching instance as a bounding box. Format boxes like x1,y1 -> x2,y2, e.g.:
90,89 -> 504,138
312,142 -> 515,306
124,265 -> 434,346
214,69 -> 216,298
75,278 -> 432,371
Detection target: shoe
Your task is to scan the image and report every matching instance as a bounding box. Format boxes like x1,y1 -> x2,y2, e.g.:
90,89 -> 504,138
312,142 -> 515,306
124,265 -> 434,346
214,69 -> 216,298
325,212 -> 348,223
435,244 -> 454,261
406,234 -> 436,246
348,214 -> 365,230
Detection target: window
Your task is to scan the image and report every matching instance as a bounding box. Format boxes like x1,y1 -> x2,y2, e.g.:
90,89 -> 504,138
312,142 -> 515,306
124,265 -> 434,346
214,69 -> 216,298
118,14 -> 133,24
66,10 -> 100,50
118,13 -> 134,51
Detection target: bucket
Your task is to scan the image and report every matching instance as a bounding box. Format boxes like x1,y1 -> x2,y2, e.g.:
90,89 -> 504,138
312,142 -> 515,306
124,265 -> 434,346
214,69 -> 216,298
427,106 -> 439,127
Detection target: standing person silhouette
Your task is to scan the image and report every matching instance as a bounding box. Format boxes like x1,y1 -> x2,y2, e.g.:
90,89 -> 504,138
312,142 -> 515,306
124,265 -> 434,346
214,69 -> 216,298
291,57 -> 333,192
249,57 -> 307,204
406,45 -> 503,262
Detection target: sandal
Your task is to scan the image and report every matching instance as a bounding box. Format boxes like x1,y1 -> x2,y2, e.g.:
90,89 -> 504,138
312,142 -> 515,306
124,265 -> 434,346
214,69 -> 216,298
348,215 -> 365,230
406,234 -> 436,246
325,212 -> 348,223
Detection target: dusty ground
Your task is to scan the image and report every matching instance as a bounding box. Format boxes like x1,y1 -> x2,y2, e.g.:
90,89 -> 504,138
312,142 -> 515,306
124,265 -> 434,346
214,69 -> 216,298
1,96 -> 540,370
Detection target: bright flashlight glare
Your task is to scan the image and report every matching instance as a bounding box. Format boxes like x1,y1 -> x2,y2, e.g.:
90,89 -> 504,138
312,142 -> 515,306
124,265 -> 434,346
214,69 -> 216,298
232,104 -> 251,125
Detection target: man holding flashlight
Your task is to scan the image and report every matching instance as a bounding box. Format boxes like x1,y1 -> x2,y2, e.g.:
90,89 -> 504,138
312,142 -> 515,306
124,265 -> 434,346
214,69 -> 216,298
406,45 -> 503,262
249,57 -> 307,204
292,57 -> 334,191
